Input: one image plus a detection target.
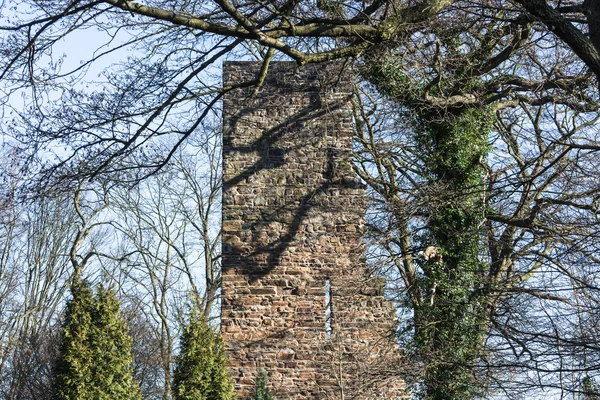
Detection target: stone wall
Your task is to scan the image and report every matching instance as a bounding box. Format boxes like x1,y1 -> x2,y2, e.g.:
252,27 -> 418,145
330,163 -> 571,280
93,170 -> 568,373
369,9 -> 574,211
221,61 -> 404,399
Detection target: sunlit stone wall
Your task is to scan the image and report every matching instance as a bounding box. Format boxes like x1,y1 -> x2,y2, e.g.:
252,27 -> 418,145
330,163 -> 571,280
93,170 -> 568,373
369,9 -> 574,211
221,61 -> 405,399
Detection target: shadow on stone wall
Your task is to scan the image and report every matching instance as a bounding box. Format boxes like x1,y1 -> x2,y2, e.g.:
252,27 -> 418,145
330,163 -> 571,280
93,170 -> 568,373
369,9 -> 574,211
221,61 -> 405,399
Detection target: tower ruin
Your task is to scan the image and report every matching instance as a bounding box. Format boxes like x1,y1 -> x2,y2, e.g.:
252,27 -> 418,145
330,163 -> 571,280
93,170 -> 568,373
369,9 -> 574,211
221,62 -> 404,399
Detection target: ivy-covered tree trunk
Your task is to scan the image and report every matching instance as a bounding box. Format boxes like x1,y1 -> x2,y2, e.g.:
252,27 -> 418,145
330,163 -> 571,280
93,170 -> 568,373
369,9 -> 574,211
413,109 -> 492,400
365,60 -> 494,399
172,308 -> 235,400
52,280 -> 141,400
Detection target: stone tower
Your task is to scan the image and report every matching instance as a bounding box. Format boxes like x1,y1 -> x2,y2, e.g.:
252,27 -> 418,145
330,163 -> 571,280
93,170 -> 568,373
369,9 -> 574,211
221,62 -> 404,399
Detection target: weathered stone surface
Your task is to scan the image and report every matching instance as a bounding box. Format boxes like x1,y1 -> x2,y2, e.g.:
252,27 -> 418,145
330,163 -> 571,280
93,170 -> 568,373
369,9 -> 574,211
221,61 -> 405,399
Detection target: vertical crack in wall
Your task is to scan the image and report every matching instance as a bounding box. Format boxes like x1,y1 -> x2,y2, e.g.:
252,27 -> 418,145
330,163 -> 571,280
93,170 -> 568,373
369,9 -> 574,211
221,62 -> 406,399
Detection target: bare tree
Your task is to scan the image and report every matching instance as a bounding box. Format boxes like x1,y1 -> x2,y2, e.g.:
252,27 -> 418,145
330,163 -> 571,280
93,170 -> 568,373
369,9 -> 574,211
1,0 -> 598,189
105,136 -> 222,399
354,67 -> 600,397
0,180 -> 76,398
3,0 -> 600,398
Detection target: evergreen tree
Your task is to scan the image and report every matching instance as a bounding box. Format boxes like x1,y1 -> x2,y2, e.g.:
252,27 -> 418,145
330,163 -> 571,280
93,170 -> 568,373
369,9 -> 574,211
53,280 -> 141,400
173,308 -> 235,400
254,369 -> 274,400
584,376 -> 600,400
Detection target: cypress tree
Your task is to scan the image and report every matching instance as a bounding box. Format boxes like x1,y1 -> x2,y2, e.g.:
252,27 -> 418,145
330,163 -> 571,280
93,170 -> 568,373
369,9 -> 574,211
173,308 -> 235,400
254,369 -> 274,400
53,280 -> 141,400
584,376 -> 600,400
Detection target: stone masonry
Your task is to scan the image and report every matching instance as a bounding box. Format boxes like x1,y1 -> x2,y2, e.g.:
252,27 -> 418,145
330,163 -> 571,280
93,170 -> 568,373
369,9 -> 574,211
221,62 -> 404,399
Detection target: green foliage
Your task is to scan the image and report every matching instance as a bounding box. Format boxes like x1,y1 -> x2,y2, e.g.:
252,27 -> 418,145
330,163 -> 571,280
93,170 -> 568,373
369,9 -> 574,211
416,87 -> 492,400
364,60 -> 419,102
53,281 -> 141,400
173,308 -> 235,400
366,51 -> 494,399
584,376 -> 600,400
416,107 -> 492,187
254,369 -> 274,400
414,113 -> 489,400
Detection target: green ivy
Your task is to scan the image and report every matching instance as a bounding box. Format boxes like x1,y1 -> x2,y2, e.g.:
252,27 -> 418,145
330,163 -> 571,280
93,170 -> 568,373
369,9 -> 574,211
416,108 -> 490,399
365,51 -> 493,399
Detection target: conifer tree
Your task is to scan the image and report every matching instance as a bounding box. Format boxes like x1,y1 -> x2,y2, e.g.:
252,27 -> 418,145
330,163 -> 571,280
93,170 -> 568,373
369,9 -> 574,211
584,376 -> 600,400
53,280 -> 141,400
173,308 -> 235,400
254,369 -> 274,400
